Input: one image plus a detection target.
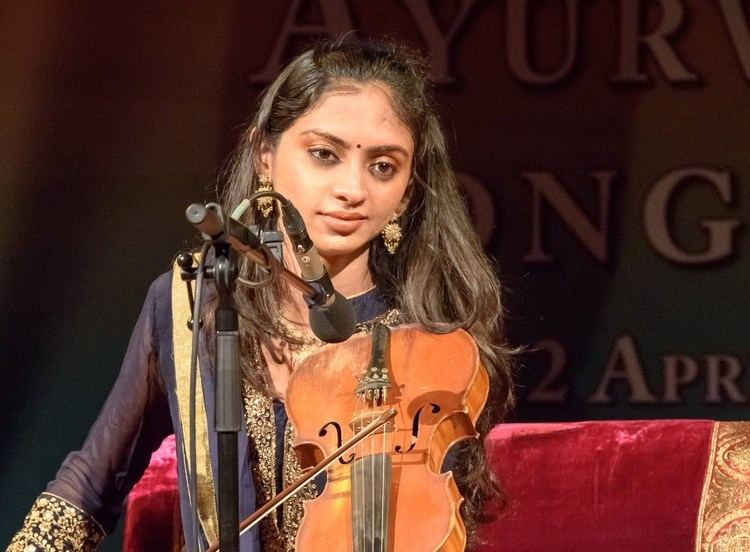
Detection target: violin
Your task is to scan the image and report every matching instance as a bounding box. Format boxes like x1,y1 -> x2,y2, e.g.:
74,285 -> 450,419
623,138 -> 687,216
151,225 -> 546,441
205,324 -> 488,552
286,324 -> 489,552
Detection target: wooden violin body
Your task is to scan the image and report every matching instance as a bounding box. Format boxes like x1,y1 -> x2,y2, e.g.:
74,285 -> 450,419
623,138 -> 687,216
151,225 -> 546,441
285,325 -> 489,552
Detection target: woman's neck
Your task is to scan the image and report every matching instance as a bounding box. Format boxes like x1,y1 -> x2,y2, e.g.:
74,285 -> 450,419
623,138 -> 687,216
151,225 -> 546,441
322,246 -> 373,298
279,235 -> 373,327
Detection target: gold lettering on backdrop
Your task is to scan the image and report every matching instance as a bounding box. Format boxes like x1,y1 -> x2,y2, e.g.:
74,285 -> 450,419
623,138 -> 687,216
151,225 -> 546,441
527,337 -> 748,405
718,0 -> 750,79
527,339 -> 569,403
506,0 -> 580,85
247,0 -> 354,83
612,0 -> 698,83
249,0 -> 750,85
248,0 -> 750,87
662,355 -> 700,403
589,334 -> 658,404
643,167 -> 740,264
705,356 -> 747,404
521,170 -> 614,264
400,0 -> 480,84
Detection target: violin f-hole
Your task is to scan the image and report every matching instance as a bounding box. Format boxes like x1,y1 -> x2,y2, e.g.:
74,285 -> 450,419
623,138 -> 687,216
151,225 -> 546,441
394,403 -> 441,454
319,421 -> 356,464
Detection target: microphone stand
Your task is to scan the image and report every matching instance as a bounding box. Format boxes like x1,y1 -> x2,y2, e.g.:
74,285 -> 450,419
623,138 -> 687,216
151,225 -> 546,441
184,202 -> 330,552
182,204 -> 253,552
213,241 -> 241,552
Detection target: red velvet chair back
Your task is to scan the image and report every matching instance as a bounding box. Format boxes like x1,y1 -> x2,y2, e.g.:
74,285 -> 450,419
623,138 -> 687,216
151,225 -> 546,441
125,420 -> 750,551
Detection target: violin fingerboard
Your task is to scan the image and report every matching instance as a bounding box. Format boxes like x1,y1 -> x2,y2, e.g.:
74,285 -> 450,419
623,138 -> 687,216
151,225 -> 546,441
351,454 -> 392,552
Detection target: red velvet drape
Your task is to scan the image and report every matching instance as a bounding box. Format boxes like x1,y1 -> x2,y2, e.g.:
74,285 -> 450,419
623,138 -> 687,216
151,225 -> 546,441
124,436 -> 182,552
478,420 -> 713,551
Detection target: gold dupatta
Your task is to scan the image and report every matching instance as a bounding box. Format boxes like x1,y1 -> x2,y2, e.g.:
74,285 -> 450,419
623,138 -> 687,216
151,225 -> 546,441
171,261 -> 219,544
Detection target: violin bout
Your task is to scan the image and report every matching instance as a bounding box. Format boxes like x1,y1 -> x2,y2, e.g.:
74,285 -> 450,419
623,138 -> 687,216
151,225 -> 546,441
286,325 -> 489,552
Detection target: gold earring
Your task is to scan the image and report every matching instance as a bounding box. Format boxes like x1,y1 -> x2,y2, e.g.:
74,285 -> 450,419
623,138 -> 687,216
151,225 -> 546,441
381,213 -> 402,254
256,174 -> 274,218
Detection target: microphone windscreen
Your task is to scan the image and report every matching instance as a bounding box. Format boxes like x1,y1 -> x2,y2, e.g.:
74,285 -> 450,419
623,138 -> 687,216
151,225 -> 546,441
308,291 -> 356,343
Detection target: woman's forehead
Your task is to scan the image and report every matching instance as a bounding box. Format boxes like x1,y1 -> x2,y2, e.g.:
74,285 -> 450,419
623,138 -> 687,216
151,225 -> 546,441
287,83 -> 414,152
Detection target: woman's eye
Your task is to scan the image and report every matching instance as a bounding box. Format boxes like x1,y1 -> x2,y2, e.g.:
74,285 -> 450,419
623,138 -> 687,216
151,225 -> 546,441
310,148 -> 338,164
371,161 -> 395,178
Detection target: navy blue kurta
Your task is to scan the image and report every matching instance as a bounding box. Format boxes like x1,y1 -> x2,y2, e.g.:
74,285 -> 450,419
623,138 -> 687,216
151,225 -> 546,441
45,271 -> 391,551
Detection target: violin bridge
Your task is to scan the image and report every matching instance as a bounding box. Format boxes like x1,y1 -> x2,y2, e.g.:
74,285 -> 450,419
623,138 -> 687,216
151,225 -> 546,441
349,412 -> 395,434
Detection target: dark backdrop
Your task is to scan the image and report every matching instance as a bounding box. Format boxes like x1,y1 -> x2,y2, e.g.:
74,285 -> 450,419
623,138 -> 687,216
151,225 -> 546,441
2,1 -> 749,548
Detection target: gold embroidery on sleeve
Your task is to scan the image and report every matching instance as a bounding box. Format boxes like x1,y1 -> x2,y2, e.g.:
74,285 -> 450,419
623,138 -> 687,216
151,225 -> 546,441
6,493 -> 104,552
242,375 -> 319,552
281,421 -> 318,550
242,382 -> 281,551
696,421 -> 750,551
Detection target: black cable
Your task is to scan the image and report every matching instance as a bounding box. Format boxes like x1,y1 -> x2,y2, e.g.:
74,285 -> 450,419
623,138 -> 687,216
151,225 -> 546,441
189,241 -> 211,552
245,189 -> 288,207
236,243 -> 279,289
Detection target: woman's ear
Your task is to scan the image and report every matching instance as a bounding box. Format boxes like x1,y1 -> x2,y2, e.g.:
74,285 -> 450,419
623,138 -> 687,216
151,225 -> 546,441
257,139 -> 274,177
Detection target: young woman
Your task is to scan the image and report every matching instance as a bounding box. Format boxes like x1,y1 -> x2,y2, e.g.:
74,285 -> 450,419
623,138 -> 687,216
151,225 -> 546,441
8,38 -> 514,552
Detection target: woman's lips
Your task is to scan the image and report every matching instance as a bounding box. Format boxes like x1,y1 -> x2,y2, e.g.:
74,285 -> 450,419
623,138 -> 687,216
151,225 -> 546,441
320,212 -> 366,234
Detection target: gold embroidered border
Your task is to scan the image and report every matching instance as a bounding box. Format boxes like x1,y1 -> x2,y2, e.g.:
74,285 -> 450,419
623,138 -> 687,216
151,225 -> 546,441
355,308 -> 401,334
696,421 -> 750,551
281,421 -> 318,550
242,383 -> 282,551
6,493 -> 104,552
242,380 -> 317,552
171,261 -> 219,544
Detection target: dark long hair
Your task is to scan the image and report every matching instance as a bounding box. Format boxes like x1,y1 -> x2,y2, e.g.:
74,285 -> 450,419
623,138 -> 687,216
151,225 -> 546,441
206,38 -> 514,546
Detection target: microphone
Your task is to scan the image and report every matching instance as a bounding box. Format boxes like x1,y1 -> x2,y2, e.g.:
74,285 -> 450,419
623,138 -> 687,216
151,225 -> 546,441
185,201 -> 356,343
280,202 -> 356,343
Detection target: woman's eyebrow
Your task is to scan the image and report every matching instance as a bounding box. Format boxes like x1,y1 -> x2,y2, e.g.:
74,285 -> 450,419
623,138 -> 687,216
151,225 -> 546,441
365,144 -> 410,158
301,129 -> 410,158
300,129 -> 350,148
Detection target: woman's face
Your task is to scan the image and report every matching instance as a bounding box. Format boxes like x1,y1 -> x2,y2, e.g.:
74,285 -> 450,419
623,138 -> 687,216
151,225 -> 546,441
260,83 -> 414,264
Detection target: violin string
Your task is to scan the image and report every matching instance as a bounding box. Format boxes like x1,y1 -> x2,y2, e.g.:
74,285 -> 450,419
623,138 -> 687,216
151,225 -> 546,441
355,392 -> 364,551
365,390 -> 371,552
366,395 -> 370,551
380,389 -> 387,552
382,389 -> 395,552
363,392 -> 369,551
370,394 -> 374,552
362,394 -> 368,552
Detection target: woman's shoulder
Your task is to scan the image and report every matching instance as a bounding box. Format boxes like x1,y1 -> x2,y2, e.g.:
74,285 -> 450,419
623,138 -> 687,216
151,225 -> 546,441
150,269 -> 174,299
137,269 -> 178,347
142,269 -> 175,316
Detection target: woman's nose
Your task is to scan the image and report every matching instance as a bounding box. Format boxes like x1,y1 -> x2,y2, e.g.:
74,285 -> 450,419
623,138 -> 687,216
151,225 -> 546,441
331,164 -> 367,205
